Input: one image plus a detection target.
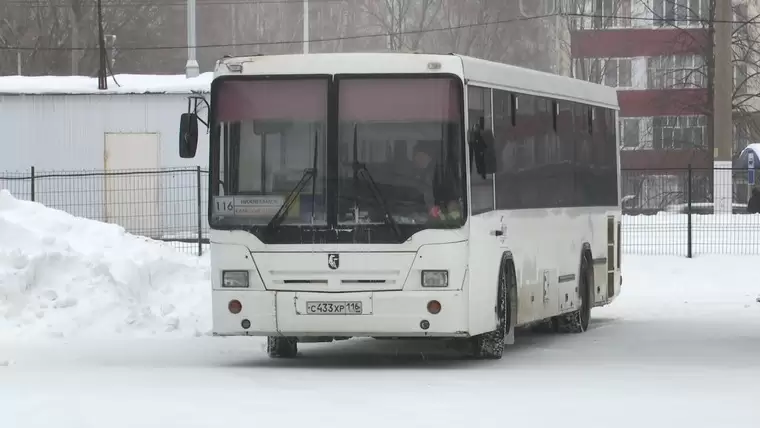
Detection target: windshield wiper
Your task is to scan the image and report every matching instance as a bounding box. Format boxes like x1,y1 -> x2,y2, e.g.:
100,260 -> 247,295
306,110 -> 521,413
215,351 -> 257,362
352,123 -> 402,240
266,130 -> 319,231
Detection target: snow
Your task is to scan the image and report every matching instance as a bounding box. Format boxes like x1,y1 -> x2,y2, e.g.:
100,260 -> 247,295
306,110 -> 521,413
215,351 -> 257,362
0,73 -> 213,95
0,189 -> 210,340
1,189 -> 760,427
742,142 -> 760,158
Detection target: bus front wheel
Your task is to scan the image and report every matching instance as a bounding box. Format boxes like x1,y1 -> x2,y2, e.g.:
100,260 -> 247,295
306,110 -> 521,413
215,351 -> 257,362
469,261 -> 516,359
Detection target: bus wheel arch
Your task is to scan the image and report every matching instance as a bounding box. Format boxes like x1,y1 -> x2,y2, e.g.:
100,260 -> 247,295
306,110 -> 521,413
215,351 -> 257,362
469,252 -> 517,359
552,247 -> 593,333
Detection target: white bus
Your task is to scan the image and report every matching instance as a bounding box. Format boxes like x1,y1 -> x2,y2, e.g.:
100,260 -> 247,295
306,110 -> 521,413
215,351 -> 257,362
179,52 -> 622,359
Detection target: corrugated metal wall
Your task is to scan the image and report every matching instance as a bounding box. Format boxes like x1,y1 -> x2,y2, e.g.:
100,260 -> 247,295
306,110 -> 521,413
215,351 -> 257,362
0,93 -> 211,239
0,93 -> 209,171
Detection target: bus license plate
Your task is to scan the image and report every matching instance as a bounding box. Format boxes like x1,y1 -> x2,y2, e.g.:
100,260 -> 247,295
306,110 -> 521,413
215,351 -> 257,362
305,301 -> 362,315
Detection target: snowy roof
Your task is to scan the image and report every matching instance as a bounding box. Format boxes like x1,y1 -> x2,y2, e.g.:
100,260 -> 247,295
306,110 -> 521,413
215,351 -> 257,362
742,143 -> 760,157
0,73 -> 213,95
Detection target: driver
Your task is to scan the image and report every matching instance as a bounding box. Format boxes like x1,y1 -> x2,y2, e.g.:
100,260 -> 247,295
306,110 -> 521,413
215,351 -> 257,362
410,142 -> 461,221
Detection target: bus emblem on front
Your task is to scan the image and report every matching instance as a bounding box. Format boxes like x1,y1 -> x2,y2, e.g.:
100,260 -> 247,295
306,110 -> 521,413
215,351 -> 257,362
328,254 -> 340,270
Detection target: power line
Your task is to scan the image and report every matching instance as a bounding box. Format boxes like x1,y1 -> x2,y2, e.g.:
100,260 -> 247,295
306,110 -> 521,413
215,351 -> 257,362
0,12 -> 559,51
5,0 -> 760,24
1,12 -> 757,52
565,12 -> 760,25
5,0 -> 346,7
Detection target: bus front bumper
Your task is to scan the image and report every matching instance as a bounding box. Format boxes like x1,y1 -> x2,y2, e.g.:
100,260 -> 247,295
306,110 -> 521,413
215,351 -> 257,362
212,290 -> 469,338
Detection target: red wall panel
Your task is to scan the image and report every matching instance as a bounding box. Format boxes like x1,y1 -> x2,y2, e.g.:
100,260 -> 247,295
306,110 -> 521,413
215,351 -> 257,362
618,89 -> 708,117
621,149 -> 712,169
571,28 -> 709,59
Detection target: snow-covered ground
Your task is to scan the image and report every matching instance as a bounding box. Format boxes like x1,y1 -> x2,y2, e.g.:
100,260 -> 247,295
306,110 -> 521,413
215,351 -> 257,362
1,190 -> 760,428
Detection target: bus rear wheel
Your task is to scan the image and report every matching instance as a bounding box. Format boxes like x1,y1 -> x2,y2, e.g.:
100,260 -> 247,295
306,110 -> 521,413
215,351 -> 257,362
266,336 -> 298,358
469,263 -> 515,359
552,255 -> 592,334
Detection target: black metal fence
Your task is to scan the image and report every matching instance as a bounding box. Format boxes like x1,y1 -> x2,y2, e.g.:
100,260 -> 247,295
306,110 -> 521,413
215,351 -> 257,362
0,167 -> 210,256
621,166 -> 759,257
1,165 -> 758,257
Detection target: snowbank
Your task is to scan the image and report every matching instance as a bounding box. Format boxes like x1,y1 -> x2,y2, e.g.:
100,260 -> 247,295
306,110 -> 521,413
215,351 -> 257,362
0,190 -> 211,340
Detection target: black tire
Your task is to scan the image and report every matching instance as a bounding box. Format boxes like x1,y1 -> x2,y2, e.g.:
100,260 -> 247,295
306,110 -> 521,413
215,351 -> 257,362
552,255 -> 592,334
470,262 -> 515,359
266,336 -> 298,358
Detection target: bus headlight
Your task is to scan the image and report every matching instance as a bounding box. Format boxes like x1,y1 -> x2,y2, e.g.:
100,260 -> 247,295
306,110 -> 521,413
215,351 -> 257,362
222,270 -> 249,288
421,270 -> 448,287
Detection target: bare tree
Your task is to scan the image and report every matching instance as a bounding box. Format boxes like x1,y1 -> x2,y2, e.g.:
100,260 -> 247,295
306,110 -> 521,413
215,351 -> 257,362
634,0 -> 760,157
1,0 -> 569,76
406,0 -> 560,72
0,0 -> 184,76
565,0 -> 760,207
355,0 -> 443,52
564,0 -> 631,83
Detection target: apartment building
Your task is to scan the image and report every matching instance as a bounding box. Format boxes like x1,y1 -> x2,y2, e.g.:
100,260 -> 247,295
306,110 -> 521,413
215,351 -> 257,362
570,0 -> 759,171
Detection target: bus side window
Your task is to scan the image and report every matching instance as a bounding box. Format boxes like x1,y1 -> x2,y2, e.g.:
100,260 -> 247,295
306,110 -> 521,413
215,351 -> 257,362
467,85 -> 495,215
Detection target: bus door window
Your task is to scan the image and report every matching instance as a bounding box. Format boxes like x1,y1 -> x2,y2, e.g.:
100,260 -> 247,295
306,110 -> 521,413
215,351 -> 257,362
467,85 -> 495,215
493,89 -> 517,210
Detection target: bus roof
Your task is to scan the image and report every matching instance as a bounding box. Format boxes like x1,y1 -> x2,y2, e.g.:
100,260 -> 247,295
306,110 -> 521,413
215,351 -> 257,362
456,55 -> 619,110
215,52 -> 619,110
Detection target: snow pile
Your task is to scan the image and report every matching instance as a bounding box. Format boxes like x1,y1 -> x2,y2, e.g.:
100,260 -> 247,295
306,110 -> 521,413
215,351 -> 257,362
0,190 -> 211,340
0,73 -> 213,95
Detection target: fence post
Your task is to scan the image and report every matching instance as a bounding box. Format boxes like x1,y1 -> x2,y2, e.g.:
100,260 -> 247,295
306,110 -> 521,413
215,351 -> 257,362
30,166 -> 35,202
197,166 -> 203,257
687,164 -> 692,259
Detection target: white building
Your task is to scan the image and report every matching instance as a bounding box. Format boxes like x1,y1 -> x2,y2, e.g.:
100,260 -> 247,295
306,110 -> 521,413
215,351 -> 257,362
0,74 -> 212,239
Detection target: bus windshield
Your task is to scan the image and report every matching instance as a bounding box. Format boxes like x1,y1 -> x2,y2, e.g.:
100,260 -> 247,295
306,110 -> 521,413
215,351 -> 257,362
208,75 -> 466,244
336,77 -> 466,228
211,78 -> 329,230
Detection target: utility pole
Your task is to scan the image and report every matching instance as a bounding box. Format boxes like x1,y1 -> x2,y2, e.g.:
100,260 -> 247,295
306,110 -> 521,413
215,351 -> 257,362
303,0 -> 309,54
70,8 -> 79,75
713,0 -> 733,214
185,0 -> 200,78
96,0 -> 107,90
231,3 -> 237,55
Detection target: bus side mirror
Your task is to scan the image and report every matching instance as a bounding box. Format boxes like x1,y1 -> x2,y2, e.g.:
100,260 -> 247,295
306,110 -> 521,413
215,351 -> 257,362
469,127 -> 496,178
179,113 -> 199,158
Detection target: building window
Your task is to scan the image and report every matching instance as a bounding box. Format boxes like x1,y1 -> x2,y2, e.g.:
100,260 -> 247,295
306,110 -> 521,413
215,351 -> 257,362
574,58 -> 603,83
594,0 -> 632,29
653,0 -> 709,27
652,115 -> 706,150
647,55 -> 705,89
620,118 -> 641,149
605,58 -> 632,87
572,0 -> 632,30
574,58 -> 632,88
